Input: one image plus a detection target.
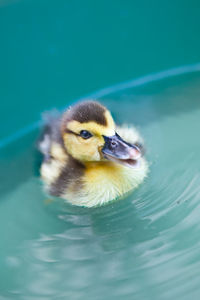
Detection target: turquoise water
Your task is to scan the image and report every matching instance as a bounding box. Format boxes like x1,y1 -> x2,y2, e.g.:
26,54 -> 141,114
0,73 -> 200,299
1,0 -> 200,298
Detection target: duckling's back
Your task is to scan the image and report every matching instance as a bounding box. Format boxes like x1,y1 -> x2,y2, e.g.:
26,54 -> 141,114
38,111 -> 84,198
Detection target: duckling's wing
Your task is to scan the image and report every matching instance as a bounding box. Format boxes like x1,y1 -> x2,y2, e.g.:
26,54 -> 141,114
38,110 -> 63,161
116,125 -> 145,154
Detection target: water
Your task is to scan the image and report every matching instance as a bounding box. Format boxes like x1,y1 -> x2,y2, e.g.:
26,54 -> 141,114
0,73 -> 200,299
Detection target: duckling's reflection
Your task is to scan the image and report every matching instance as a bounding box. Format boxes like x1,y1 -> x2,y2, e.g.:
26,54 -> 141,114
46,192 -> 156,253
11,191 -> 168,299
86,199 -> 153,252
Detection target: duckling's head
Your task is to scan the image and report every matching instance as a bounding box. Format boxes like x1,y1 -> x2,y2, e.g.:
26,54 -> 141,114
61,101 -> 141,167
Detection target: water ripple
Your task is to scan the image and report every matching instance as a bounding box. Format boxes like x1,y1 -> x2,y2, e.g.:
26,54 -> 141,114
1,71 -> 200,300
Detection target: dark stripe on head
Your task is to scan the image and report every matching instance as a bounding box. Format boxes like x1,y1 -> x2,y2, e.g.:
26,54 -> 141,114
63,101 -> 107,126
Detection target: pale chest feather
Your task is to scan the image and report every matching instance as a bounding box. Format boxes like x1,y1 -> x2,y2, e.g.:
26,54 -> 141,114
64,158 -> 148,207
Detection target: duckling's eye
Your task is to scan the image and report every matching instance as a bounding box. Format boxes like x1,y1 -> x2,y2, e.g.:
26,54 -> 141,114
80,130 -> 92,139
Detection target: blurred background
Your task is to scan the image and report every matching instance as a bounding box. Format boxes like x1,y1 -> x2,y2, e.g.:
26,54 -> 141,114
0,0 -> 200,141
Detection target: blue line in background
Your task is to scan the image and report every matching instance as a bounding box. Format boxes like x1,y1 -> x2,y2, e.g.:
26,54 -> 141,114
0,63 -> 200,149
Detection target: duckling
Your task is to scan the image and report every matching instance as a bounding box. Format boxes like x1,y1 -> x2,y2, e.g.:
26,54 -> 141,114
38,101 -> 148,207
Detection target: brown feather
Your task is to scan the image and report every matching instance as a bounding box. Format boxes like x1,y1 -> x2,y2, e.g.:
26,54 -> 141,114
62,101 -> 107,127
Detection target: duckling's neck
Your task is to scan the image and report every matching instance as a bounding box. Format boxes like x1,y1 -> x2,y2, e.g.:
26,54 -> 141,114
83,160 -> 136,190
45,147 -> 147,207
69,159 -> 148,207
84,161 -> 129,194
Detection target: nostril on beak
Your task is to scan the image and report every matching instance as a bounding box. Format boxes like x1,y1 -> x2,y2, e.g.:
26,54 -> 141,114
111,140 -> 117,148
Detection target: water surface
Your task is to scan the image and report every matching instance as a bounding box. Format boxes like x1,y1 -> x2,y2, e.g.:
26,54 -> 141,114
0,74 -> 200,299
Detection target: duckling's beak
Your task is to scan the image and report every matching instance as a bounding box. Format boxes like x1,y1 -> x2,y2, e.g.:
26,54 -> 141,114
102,133 -> 141,168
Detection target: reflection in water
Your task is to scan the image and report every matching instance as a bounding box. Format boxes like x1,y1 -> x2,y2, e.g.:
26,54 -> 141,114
1,76 -> 200,299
